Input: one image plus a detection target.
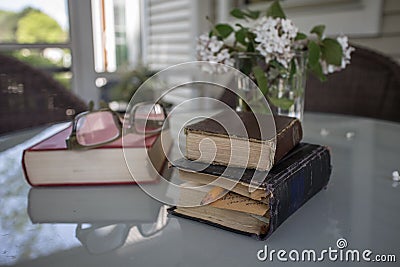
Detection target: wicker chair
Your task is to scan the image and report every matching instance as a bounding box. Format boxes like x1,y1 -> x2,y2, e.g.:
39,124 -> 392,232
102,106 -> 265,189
0,53 -> 87,135
305,45 -> 400,122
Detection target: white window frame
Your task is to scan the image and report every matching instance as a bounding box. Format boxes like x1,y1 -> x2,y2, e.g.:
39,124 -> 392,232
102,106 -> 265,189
0,0 -> 215,105
70,0 -> 142,105
68,0 -> 99,104
0,1 -> 99,104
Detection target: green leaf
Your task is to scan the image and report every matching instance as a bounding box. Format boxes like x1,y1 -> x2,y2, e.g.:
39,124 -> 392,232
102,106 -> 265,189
295,32 -> 307,41
247,9 -> 261,19
307,40 -> 321,67
235,23 -> 245,28
269,60 -> 288,73
241,63 -> 253,76
310,62 -> 327,82
253,65 -> 269,95
288,58 -> 297,83
230,8 -> 246,19
215,24 -> 234,39
290,58 -> 297,75
231,8 -> 260,20
266,0 -> 286,19
88,100 -> 95,111
247,31 -> 257,40
321,38 -> 343,66
268,96 -> 294,110
310,25 -> 326,39
235,28 -> 247,45
247,41 -> 255,52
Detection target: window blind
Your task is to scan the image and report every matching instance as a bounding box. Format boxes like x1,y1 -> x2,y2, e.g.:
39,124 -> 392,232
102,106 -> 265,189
142,0 -> 195,70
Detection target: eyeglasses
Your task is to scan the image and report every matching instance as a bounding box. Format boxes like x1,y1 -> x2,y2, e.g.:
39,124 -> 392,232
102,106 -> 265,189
66,102 -> 167,149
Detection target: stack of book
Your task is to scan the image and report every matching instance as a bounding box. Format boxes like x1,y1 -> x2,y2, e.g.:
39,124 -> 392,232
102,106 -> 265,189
169,111 -> 331,240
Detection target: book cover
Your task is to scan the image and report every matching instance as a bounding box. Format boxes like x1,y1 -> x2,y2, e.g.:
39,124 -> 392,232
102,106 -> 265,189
22,124 -> 172,186
184,111 -> 302,171
169,143 -> 332,240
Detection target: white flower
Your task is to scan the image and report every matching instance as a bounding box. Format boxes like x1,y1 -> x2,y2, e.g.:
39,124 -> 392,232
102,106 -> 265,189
196,33 -> 234,73
196,33 -> 233,66
281,19 -> 298,38
253,17 -> 298,68
208,36 -> 224,52
321,35 -> 355,74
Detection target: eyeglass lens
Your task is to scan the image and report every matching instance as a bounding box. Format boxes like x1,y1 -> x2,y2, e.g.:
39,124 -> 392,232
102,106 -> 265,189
76,111 -> 120,146
134,104 -> 166,134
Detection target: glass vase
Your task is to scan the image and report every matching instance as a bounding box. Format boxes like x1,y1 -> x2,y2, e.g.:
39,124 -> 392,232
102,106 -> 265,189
234,51 -> 307,120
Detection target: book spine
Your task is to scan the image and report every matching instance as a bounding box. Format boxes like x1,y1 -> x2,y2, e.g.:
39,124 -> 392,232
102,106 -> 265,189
274,119 -> 303,164
267,146 -> 331,238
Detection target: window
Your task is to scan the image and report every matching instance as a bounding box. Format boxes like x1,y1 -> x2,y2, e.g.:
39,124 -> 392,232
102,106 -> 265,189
0,0 -> 72,88
0,0 -> 213,104
91,0 -> 141,73
0,0 -> 143,103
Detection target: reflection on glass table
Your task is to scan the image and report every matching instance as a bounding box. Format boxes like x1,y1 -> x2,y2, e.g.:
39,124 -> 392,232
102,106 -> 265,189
28,186 -> 168,255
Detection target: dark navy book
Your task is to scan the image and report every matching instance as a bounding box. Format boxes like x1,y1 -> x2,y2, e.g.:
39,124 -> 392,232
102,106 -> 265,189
169,143 -> 332,240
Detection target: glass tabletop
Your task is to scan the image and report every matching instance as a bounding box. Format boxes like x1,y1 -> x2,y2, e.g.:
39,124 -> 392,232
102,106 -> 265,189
0,112 -> 399,266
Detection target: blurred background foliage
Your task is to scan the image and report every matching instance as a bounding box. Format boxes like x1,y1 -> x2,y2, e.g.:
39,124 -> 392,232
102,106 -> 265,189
109,65 -> 155,103
0,7 -> 67,43
0,7 -> 71,89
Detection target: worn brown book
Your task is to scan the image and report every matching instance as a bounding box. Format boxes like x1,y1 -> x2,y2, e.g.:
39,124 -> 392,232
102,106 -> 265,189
184,111 -> 302,171
170,143 -> 332,239
176,182 -> 270,236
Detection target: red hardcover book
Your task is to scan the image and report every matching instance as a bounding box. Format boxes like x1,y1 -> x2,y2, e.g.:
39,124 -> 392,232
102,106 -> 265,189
22,124 -> 172,186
